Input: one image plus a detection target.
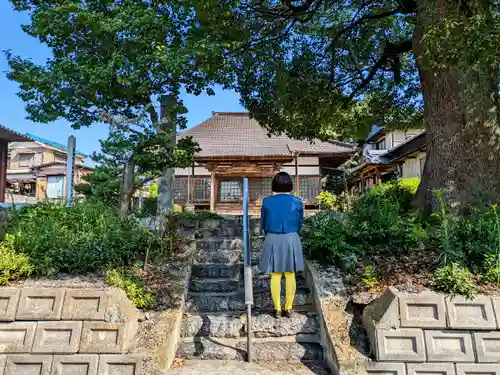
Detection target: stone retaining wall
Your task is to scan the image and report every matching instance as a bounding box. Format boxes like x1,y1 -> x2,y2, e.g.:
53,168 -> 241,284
0,287 -> 143,374
0,261 -> 192,375
363,288 -> 500,375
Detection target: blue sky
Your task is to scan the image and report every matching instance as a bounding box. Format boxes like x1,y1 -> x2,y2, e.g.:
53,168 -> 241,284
0,2 -> 245,158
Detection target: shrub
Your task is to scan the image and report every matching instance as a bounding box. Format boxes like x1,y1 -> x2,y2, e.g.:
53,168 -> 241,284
316,191 -> 356,212
106,268 -> 156,309
302,211 -> 355,265
303,180 -> 426,268
430,263 -> 476,299
346,181 -> 426,255
430,193 -> 500,275
0,234 -> 34,285
6,201 -> 160,276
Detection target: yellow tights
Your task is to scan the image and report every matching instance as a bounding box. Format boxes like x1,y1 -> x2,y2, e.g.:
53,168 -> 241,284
270,272 -> 296,312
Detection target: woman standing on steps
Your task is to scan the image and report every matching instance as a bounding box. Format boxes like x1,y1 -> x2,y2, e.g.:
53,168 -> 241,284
259,171 -> 305,319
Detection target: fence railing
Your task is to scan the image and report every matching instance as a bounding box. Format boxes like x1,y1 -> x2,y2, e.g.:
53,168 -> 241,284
242,177 -> 253,361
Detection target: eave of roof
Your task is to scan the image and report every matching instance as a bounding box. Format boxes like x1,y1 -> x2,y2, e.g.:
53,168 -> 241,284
0,124 -> 33,143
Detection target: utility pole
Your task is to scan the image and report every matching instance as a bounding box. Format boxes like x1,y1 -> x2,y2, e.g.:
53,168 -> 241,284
65,135 -> 76,207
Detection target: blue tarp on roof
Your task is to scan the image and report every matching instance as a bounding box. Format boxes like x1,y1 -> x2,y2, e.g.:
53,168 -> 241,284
24,133 -> 86,157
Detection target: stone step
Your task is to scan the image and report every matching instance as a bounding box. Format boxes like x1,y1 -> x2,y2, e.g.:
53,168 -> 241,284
190,277 -> 241,293
192,263 -> 241,279
194,249 -> 243,264
185,288 -> 313,312
189,273 -> 307,294
195,226 -> 243,239
196,238 -> 243,251
181,311 -> 320,338
176,336 -> 324,362
167,359 -> 332,375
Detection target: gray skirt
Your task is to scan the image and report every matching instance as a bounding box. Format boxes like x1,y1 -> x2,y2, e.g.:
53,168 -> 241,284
258,232 -> 305,274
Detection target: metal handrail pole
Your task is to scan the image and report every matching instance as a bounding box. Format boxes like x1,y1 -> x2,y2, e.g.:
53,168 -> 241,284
242,177 -> 253,362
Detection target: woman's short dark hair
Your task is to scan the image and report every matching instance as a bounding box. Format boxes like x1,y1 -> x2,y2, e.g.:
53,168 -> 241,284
271,172 -> 293,193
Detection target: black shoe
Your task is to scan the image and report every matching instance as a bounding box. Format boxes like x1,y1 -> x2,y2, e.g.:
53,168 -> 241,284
283,310 -> 292,318
274,310 -> 282,319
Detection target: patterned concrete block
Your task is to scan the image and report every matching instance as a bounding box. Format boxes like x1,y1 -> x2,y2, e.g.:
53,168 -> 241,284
32,321 -> 83,354
365,362 -> 406,375
473,331 -> 500,363
406,363 -> 456,375
399,294 -> 447,329
424,330 -> 475,362
446,296 -> 497,329
375,329 -> 426,362
51,355 -> 98,375
5,355 -> 53,375
0,288 -> 21,321
0,355 -> 5,374
97,355 -> 142,375
0,322 -> 37,353
80,322 -> 128,354
16,288 -> 65,320
62,290 -> 108,321
363,288 -> 401,356
456,364 -> 500,375
492,297 -> 500,329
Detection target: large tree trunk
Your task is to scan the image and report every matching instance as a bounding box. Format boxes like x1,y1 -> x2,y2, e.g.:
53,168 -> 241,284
157,95 -> 177,230
412,0 -> 499,213
119,157 -> 135,217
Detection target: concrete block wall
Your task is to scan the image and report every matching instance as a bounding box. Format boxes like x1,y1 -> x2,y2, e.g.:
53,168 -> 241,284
363,288 -> 500,375
0,287 -> 143,375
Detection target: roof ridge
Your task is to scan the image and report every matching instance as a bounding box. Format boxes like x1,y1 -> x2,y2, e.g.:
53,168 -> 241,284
212,111 -> 249,116
24,133 -> 86,157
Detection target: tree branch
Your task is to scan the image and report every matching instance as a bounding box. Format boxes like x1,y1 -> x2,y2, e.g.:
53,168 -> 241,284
348,39 -> 412,100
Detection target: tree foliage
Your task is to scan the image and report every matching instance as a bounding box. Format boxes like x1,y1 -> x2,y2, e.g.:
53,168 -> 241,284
191,0 -> 498,141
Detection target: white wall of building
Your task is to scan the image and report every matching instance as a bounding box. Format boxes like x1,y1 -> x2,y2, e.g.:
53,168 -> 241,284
401,151 -> 426,178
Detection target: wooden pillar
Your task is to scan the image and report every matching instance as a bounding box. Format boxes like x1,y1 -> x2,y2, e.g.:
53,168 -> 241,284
375,168 -> 381,186
0,140 -> 8,203
210,170 -> 216,212
294,152 -> 300,196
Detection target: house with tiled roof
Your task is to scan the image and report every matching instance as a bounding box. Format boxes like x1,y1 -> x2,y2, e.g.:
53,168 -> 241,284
174,112 -> 355,214
7,133 -> 89,202
347,129 -> 426,192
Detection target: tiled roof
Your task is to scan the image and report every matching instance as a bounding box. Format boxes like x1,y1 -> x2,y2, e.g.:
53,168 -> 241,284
25,133 -> 86,157
0,124 -> 32,142
180,112 -> 355,158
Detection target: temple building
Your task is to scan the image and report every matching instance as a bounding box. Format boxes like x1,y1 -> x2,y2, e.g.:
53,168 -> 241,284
174,112 -> 355,214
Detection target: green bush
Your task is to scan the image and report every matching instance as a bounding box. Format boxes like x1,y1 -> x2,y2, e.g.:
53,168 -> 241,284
303,180 -> 426,269
6,201 -> 160,276
105,268 -> 156,309
0,234 -> 34,285
430,263 -> 476,299
302,211 -> 355,265
430,193 -> 500,277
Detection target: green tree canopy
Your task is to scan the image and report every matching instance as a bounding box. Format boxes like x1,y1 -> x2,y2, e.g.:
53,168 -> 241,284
193,0 -> 500,210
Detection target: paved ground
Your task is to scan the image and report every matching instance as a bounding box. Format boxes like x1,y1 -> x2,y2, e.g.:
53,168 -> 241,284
168,360 -> 331,375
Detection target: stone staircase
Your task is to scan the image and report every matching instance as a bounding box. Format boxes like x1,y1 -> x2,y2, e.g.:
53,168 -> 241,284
176,217 -> 331,373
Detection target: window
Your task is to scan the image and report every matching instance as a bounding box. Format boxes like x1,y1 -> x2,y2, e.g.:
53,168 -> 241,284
419,156 -> 426,176
375,138 -> 386,150
19,153 -> 34,168
249,178 -> 272,201
218,180 -> 241,202
55,153 -> 67,163
299,177 -> 320,200
193,178 -> 211,201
